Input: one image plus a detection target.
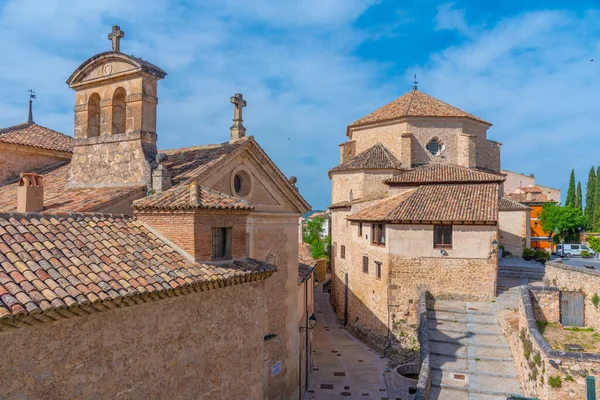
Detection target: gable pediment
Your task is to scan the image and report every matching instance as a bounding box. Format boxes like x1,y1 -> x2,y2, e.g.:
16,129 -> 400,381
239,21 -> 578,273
66,51 -> 166,88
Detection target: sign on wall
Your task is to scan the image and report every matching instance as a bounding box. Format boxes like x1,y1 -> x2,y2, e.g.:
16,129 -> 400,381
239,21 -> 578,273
271,361 -> 282,376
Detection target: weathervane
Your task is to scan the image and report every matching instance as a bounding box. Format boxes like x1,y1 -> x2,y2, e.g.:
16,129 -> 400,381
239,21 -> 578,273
27,89 -> 36,123
413,74 -> 418,90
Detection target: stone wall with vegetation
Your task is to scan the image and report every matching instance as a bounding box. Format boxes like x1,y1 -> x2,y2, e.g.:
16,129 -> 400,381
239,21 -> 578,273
545,261 -> 600,331
500,285 -> 600,399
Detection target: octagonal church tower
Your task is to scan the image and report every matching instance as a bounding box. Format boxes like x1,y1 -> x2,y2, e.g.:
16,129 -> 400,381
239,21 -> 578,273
65,26 -> 166,188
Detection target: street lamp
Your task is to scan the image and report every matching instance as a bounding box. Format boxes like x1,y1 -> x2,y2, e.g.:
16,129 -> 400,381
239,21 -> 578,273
492,239 -> 499,252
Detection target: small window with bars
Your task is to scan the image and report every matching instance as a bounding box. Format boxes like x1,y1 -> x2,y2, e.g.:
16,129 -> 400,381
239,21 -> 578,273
212,227 -> 232,260
358,223 -> 362,237
363,256 -> 369,274
341,245 -> 346,259
375,261 -> 382,280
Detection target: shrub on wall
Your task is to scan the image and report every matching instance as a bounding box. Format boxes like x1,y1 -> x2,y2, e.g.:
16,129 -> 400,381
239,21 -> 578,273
534,249 -> 550,263
593,293 -> 600,309
548,375 -> 562,389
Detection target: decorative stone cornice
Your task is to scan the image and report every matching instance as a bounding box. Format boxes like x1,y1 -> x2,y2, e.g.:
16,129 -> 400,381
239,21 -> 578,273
73,131 -> 157,146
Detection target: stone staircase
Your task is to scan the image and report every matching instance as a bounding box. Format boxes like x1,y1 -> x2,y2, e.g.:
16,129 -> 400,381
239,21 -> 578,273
496,263 -> 545,310
427,300 -> 522,399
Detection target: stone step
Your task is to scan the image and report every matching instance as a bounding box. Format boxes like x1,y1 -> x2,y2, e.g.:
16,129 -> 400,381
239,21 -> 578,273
498,273 -> 545,279
429,338 -> 508,349
427,307 -> 496,316
431,382 -> 521,397
427,316 -> 498,326
432,366 -> 517,379
431,352 -> 514,363
428,327 -> 503,336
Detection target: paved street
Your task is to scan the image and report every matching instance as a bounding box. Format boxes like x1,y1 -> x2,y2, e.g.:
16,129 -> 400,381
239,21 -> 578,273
305,289 -> 391,399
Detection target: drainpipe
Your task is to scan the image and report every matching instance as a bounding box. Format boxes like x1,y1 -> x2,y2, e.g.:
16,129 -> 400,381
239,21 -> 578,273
305,273 -> 310,393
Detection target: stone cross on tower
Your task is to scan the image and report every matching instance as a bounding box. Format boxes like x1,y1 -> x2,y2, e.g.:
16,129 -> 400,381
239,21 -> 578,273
108,25 -> 125,52
229,93 -> 247,142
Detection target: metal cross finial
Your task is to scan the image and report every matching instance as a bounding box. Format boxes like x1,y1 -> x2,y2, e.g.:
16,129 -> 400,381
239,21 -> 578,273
108,25 -> 125,52
413,74 -> 418,90
27,89 -> 36,123
229,93 -> 247,141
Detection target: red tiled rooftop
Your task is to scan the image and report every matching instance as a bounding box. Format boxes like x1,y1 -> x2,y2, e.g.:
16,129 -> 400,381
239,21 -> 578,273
349,89 -> 490,128
0,212 -> 275,325
348,183 -> 499,223
384,163 -> 505,185
0,122 -> 73,153
329,143 -> 404,175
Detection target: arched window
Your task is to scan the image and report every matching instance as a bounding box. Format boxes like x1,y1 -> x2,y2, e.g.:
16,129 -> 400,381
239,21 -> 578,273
112,87 -> 127,135
426,138 -> 444,156
87,93 -> 101,138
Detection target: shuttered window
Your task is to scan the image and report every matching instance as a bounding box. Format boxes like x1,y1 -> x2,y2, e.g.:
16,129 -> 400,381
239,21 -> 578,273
212,227 -> 232,260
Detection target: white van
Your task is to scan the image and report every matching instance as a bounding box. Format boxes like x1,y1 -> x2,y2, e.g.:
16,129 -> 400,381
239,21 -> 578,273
558,244 -> 596,257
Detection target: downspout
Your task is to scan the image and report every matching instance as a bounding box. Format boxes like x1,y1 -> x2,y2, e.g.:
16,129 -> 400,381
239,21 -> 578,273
305,273 -> 309,393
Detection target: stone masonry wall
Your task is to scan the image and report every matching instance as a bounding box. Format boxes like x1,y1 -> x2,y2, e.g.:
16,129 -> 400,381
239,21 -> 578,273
529,286 -> 560,323
389,256 -> 497,326
0,148 -> 68,184
0,281 -> 267,400
500,287 -> 600,399
545,262 -> 600,331
66,132 -> 157,188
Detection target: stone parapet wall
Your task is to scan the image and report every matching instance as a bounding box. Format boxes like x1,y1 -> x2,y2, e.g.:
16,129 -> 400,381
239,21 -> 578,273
545,262 -> 600,331
501,286 -> 600,399
415,288 -> 431,400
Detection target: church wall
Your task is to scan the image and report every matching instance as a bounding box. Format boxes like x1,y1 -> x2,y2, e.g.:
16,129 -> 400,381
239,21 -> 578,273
0,147 -> 69,185
349,120 -> 408,159
331,172 -> 364,204
0,281 -> 267,400
135,210 -> 196,257
479,139 -> 501,172
361,170 -> 395,198
247,213 -> 302,400
406,117 -> 463,166
330,209 -> 352,322
499,209 -> 530,256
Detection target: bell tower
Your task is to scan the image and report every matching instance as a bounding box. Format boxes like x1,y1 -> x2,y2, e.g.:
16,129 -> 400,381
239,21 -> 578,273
65,25 -> 167,189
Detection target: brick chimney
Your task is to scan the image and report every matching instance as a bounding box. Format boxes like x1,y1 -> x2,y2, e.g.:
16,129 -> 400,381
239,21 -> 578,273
17,173 -> 43,212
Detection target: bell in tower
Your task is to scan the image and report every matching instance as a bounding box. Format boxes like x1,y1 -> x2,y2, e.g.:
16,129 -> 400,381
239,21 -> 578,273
65,25 -> 167,189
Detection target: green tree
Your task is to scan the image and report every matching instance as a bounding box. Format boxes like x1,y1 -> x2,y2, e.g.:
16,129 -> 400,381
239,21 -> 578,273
576,181 -> 583,210
565,169 -> 576,207
594,166 -> 600,230
585,167 -> 596,228
302,217 -> 330,261
538,203 -> 585,244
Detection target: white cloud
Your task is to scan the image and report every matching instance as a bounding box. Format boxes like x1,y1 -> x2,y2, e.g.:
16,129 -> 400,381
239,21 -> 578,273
418,9 -> 600,197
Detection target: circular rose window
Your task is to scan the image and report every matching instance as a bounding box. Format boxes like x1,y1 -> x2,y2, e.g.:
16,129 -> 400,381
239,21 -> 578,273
233,170 -> 251,197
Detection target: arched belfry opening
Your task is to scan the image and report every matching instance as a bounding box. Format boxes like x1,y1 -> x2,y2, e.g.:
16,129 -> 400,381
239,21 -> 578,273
66,25 -> 166,189
112,87 -> 127,135
87,93 -> 101,138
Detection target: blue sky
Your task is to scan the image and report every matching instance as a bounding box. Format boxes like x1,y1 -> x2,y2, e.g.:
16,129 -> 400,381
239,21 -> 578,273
1,0 -> 599,209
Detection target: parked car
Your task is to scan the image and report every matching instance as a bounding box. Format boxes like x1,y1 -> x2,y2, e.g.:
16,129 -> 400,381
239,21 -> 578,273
557,244 -> 596,257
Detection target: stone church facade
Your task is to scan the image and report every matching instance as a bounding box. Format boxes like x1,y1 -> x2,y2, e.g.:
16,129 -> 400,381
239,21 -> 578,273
0,26 -> 311,399
329,88 -> 528,352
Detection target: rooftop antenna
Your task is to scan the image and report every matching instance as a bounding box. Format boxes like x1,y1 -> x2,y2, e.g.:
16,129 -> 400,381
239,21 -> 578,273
413,74 -> 418,90
27,89 -> 36,123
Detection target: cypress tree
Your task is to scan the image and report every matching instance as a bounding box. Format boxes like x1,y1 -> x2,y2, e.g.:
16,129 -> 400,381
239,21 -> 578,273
585,167 -> 596,227
576,181 -> 583,210
565,169 -> 576,207
594,166 -> 600,231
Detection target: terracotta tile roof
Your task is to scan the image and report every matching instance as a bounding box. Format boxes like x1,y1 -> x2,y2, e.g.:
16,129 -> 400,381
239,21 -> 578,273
384,163 -> 505,185
0,138 -> 249,213
133,182 -> 253,210
0,212 -> 275,327
349,89 -> 490,127
329,143 -> 403,175
348,183 -> 499,223
162,138 -> 250,186
498,197 -> 531,211
517,186 -> 543,194
329,193 -> 388,210
298,242 -> 317,284
505,192 -> 552,204
0,163 -> 144,213
0,122 -> 73,153
308,210 -> 330,220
